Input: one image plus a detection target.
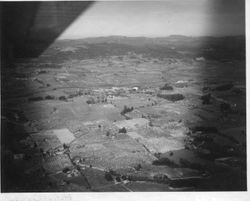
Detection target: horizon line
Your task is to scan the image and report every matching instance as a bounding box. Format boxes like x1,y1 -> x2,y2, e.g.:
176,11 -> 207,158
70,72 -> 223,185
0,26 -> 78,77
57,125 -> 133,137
57,34 -> 245,41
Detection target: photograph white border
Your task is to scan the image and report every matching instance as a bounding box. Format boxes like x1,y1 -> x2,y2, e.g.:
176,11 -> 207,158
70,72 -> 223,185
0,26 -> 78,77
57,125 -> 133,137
1,0 -> 249,200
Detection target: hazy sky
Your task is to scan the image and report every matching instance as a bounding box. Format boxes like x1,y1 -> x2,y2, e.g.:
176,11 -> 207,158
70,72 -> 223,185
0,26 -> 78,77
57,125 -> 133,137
58,0 -> 245,39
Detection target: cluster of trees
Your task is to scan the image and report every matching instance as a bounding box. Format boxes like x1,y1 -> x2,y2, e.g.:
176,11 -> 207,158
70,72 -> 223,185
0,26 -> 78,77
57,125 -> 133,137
118,127 -> 127,133
86,97 -> 95,104
58,96 -> 67,101
45,95 -> 55,100
157,93 -> 184,102
120,105 -> 134,115
68,90 -> 83,99
160,83 -> 173,90
29,95 -> 68,102
86,96 -> 107,104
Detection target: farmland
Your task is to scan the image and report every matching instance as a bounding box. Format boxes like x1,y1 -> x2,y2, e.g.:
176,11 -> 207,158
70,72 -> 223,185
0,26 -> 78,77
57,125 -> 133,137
1,35 -> 246,191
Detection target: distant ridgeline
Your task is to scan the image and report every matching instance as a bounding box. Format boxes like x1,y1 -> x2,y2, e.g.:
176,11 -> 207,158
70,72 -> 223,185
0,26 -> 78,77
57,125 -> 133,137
39,35 -> 245,63
6,35 -> 245,63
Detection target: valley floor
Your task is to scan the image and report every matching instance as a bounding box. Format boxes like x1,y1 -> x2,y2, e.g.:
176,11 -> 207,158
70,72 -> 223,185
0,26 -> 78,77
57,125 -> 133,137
1,54 -> 246,191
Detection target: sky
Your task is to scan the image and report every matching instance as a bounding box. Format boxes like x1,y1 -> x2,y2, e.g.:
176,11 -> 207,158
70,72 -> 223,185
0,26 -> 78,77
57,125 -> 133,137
58,0 -> 245,39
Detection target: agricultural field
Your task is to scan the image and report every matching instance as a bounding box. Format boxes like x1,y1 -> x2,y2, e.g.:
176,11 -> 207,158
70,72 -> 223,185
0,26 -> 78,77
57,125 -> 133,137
1,36 -> 246,191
